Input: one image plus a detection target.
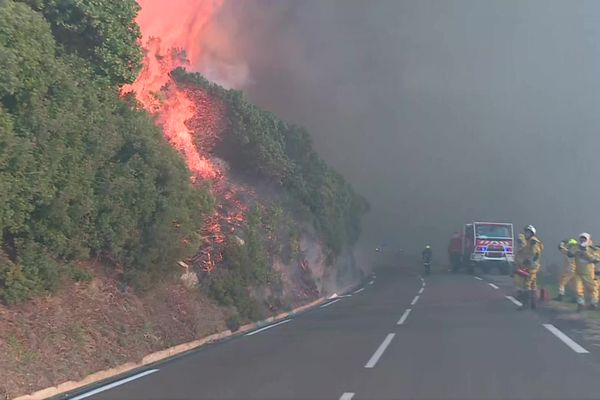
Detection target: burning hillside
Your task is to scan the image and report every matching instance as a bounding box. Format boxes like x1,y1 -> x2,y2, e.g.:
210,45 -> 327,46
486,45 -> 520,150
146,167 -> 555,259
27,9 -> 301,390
121,0 -> 367,294
121,0 -> 248,273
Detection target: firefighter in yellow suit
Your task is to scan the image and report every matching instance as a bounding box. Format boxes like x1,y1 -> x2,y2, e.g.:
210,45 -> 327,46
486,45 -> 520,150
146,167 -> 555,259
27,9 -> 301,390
555,238 -> 579,301
571,233 -> 600,311
514,233 -> 527,300
515,225 -> 543,310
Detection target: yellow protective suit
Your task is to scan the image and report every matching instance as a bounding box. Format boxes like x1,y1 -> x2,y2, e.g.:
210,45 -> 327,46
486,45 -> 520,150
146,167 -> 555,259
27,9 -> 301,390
518,235 -> 544,290
572,244 -> 600,306
558,240 -> 579,296
514,234 -> 527,290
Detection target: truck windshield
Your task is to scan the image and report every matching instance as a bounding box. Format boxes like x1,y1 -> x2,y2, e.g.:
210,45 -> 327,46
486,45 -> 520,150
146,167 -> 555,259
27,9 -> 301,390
475,224 -> 512,238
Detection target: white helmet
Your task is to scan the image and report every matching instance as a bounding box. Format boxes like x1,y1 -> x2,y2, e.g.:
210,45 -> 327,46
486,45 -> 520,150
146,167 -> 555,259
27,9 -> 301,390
579,232 -> 591,247
525,225 -> 536,235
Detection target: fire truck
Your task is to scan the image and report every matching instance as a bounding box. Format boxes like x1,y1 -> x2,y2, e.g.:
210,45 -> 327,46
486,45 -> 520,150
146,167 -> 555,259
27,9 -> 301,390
461,222 -> 514,274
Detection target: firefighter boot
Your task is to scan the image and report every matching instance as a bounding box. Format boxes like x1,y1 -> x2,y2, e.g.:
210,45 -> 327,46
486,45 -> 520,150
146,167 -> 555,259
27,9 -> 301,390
530,290 -> 537,310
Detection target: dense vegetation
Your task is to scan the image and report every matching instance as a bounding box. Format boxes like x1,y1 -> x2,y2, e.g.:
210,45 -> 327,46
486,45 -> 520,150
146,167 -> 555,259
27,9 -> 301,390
173,69 -> 369,260
0,0 -> 367,309
0,0 -> 209,303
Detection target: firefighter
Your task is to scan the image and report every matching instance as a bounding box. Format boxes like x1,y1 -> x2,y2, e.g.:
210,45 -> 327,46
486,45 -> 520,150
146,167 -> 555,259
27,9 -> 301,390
422,245 -> 432,263
516,225 -> 544,310
513,233 -> 527,301
571,233 -> 600,311
554,238 -> 579,301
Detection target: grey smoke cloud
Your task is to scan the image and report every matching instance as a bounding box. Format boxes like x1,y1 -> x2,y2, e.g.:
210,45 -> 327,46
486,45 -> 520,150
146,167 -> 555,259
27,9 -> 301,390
214,0 -> 600,264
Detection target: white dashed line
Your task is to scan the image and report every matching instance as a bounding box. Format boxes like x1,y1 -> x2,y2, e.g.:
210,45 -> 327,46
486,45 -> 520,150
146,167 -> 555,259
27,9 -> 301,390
245,319 -> 292,336
418,287 -> 424,294
543,324 -> 589,354
474,276 -> 483,281
506,296 -> 523,307
69,369 -> 159,400
397,309 -> 412,325
339,393 -> 355,400
488,283 -> 499,289
320,299 -> 342,308
365,333 -> 395,368
369,280 -> 375,285
353,287 -> 365,294
411,295 -> 420,306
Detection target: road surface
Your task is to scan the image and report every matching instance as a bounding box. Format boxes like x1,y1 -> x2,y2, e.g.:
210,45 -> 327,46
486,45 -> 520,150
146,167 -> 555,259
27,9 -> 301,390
63,265 -> 600,400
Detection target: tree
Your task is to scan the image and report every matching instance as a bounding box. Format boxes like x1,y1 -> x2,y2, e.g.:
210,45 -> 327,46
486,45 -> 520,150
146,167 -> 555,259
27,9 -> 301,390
20,0 -> 142,85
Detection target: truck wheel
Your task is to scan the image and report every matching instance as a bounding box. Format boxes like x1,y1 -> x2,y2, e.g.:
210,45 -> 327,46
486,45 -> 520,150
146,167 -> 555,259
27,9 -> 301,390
467,263 -> 475,275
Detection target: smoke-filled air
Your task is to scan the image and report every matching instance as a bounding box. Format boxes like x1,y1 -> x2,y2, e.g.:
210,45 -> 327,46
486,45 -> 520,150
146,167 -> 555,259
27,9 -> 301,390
195,0 -> 600,261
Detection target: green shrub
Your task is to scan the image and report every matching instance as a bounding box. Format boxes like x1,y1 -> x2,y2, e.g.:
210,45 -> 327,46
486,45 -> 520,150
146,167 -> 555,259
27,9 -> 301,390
172,68 -> 368,261
70,267 -> 93,283
0,264 -> 37,304
226,314 -> 241,332
0,1 -> 211,303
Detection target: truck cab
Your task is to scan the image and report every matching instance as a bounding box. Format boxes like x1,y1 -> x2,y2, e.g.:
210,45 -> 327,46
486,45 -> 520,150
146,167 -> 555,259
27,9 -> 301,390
463,222 -> 514,274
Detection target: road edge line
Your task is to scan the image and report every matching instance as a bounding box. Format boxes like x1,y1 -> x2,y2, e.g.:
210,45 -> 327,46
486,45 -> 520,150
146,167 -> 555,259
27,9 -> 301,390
543,323 -> 589,354
320,298 -> 342,308
68,369 -> 159,400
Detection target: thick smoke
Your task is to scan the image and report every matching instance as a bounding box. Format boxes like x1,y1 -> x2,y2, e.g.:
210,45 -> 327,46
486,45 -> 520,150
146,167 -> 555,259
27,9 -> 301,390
207,0 -> 600,264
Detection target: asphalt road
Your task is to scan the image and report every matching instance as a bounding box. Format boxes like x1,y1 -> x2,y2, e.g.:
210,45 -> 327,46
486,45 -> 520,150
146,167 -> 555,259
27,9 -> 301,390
67,265 -> 600,400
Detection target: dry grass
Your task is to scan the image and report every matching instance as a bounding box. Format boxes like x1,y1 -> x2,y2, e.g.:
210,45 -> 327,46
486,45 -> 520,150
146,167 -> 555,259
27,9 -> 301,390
0,275 -> 226,399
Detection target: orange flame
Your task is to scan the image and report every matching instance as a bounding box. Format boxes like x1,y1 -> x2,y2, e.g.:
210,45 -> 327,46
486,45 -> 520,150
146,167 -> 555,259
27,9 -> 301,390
124,0 -> 256,273
122,0 -> 225,180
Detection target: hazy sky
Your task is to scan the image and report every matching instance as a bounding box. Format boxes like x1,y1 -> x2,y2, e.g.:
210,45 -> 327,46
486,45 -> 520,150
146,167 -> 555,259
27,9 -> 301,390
210,0 -> 600,263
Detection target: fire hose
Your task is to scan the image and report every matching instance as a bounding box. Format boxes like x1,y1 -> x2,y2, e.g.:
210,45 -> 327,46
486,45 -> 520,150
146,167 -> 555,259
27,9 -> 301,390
515,267 -> 530,277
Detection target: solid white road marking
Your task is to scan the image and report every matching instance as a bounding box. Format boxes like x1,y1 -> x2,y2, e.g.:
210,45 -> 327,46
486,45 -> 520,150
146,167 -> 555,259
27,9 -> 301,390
320,298 -> 342,308
474,276 -> 483,281
418,287 -> 424,294
353,287 -> 365,294
245,319 -> 292,336
69,369 -> 159,400
543,324 -> 589,354
411,295 -> 420,305
488,283 -> 499,289
339,393 -> 355,400
506,296 -> 523,307
328,293 -> 352,299
365,333 -> 396,368
397,309 -> 412,325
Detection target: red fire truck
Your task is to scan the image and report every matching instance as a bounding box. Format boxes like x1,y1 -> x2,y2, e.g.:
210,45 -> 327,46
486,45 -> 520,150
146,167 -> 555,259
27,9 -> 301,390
461,222 -> 514,274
